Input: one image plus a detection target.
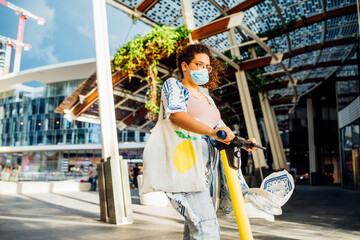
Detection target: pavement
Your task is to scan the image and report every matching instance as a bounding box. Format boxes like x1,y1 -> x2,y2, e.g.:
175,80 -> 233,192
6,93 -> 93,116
0,184 -> 359,240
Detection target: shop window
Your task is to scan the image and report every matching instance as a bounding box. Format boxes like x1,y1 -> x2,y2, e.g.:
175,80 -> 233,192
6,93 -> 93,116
14,118 -> 19,132
54,117 -> 61,130
66,130 -> 74,144
44,131 -> 53,144
140,132 -> 146,142
55,130 -> 63,144
10,118 -> 16,133
36,115 -> 43,131
63,118 -> 71,129
36,131 -> 44,145
48,115 -> 54,130
27,116 -> 35,132
8,104 -> 13,118
39,98 -> 45,114
89,128 -> 100,143
23,100 -> 29,115
47,97 -> 55,113
14,133 -> 20,146
76,129 -> 86,144
4,119 -> 10,134
28,132 -> 34,145
32,100 -> 38,114
0,106 -> 4,120
74,120 -> 84,129
20,132 -> 27,145
16,102 -> 21,115
19,117 -> 24,132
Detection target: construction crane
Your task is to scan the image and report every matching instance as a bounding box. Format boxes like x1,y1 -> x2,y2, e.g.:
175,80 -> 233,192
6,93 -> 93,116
0,35 -> 32,74
0,0 -> 45,73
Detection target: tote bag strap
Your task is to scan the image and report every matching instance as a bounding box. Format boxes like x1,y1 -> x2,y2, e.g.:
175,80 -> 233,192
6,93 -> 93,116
158,102 -> 164,121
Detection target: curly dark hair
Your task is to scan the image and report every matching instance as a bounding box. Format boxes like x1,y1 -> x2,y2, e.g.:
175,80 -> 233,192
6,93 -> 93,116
177,43 -> 223,89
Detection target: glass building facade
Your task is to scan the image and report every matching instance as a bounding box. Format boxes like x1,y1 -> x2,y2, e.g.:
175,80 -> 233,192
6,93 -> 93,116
0,43 -> 5,75
336,79 -> 360,189
0,79 -> 147,179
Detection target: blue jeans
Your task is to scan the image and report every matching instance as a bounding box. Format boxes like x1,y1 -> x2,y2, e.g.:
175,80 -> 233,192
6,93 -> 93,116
91,176 -> 97,190
166,136 -> 221,240
184,191 -> 220,240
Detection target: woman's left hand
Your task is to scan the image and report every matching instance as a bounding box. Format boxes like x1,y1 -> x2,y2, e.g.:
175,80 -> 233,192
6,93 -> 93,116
242,138 -> 257,152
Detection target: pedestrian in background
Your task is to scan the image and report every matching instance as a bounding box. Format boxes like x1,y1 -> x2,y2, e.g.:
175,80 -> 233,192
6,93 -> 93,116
88,164 -> 98,191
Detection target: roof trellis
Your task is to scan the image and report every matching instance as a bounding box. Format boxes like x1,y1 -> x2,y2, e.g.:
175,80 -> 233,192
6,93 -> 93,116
57,0 -> 359,132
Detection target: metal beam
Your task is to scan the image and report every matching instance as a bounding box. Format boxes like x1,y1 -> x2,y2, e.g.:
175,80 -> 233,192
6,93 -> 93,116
238,37 -> 358,71
266,5 -> 357,40
191,12 -> 245,41
199,4 -> 356,43
208,0 -> 249,41
168,0 -> 204,26
113,88 -> 146,103
72,68 -> 142,116
300,44 -> 358,97
116,107 -> 148,130
269,46 -> 357,106
235,22 -> 299,109
270,0 -> 292,68
181,0 -> 196,32
264,75 -> 358,92
303,0 -> 328,81
227,0 -> 265,15
227,28 -> 267,173
135,0 -> 160,14
266,59 -> 357,78
220,38 -> 268,53
105,0 -> 156,26
246,0 -> 309,29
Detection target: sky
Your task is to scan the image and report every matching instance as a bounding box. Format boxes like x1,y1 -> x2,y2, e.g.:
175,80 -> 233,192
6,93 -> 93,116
0,0 -> 151,71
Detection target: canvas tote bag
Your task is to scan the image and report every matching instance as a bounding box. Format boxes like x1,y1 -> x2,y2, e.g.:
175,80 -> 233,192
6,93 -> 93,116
141,104 -> 207,194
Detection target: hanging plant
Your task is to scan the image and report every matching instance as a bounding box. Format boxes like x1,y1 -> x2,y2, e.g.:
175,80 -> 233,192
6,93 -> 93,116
112,25 -> 191,119
246,68 -> 269,94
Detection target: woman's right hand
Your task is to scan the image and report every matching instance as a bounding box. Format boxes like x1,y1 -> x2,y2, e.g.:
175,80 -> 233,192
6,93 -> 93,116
210,126 -> 235,145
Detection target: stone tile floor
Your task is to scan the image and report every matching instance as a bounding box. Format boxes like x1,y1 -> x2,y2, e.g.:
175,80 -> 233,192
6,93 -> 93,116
0,185 -> 359,239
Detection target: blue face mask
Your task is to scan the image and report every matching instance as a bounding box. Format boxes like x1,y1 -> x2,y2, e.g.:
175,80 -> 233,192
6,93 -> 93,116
188,67 -> 209,85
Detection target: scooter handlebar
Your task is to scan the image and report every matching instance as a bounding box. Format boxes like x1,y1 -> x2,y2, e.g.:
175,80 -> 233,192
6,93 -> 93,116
216,130 -> 267,151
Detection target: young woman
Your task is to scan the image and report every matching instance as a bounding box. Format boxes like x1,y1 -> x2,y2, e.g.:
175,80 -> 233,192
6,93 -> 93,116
161,43 -> 256,239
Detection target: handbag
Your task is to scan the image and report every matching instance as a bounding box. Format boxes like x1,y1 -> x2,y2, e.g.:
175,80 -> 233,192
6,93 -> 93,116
140,103 -> 207,194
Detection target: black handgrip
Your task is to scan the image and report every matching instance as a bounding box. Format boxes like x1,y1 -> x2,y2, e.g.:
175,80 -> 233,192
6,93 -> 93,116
216,130 -> 267,151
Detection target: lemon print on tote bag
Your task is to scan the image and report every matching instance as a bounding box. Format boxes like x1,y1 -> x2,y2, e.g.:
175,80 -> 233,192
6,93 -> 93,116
173,130 -> 198,174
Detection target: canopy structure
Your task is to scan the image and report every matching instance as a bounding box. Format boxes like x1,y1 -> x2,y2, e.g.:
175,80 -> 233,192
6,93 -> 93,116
56,0 -> 358,131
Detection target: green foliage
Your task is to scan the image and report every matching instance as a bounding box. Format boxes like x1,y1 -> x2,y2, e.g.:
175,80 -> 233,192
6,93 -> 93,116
246,68 -> 268,94
112,25 -> 190,118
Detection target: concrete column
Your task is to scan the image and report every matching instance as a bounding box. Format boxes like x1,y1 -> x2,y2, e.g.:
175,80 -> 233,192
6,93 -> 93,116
227,29 -> 266,177
307,98 -> 317,185
270,105 -> 288,170
259,92 -> 288,170
236,71 -> 267,171
259,92 -> 280,170
92,0 -> 132,224
180,0 -> 195,42
227,28 -> 241,57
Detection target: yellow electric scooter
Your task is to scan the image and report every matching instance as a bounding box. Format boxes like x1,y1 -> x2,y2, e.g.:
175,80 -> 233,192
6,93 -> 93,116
216,130 -> 266,240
